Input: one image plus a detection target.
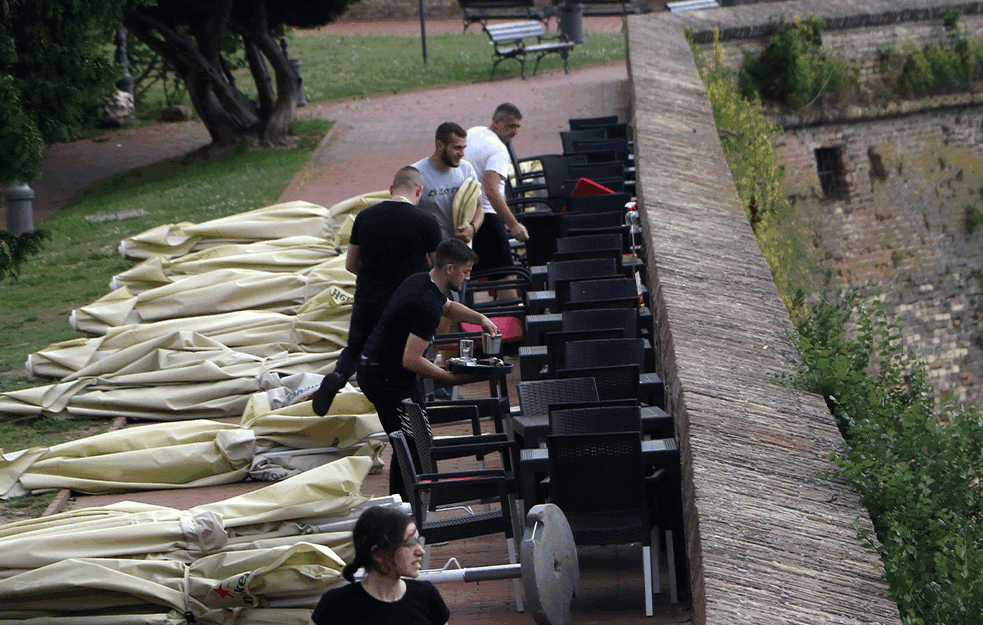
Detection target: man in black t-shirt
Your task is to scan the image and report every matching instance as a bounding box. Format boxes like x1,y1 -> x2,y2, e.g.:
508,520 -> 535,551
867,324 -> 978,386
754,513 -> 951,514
312,166 -> 441,416
358,239 -> 497,496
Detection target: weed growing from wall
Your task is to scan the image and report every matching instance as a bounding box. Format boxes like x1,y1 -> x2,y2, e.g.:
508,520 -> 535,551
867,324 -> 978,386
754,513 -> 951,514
789,288 -> 983,625
693,30 -> 812,308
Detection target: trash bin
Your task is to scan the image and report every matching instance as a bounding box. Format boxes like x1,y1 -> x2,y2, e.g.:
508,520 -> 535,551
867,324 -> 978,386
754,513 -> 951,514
558,3 -> 584,45
4,181 -> 35,234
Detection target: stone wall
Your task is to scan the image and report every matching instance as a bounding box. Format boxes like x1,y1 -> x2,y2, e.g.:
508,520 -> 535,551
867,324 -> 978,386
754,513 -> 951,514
776,105 -> 983,406
668,0 -> 983,407
627,12 -> 901,625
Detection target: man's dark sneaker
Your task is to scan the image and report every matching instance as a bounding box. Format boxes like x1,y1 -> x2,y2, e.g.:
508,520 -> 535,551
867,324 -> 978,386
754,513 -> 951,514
312,372 -> 346,416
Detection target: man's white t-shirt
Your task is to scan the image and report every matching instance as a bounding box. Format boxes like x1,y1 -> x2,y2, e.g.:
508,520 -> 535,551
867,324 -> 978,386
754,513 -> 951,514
464,126 -> 511,215
412,156 -> 479,241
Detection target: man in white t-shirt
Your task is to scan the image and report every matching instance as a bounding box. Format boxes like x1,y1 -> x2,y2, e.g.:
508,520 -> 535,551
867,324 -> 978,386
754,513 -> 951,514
413,122 -> 482,244
465,103 -> 530,275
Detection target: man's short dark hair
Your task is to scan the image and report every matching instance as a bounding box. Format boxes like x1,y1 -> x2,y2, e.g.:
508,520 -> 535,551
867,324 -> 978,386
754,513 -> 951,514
493,103 -> 522,121
392,166 -> 422,189
435,122 -> 467,145
435,239 -> 479,268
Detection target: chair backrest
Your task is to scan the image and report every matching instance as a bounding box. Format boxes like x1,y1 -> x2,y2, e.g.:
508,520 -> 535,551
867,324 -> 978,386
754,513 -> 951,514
569,114 -> 618,131
568,139 -> 630,164
549,405 -> 642,435
562,307 -> 638,338
559,210 -> 624,233
401,399 -> 437,474
515,212 -> 562,266
547,432 -> 649,545
556,233 -> 624,254
565,278 -> 639,312
516,376 -> 599,416
567,277 -> 636,301
560,128 -> 607,154
567,161 -> 624,181
551,248 -> 622,268
553,273 -> 623,313
566,192 -> 632,215
545,328 -> 625,378
558,364 -> 640,402
547,257 -> 619,289
564,338 -> 647,372
389,431 -> 427,523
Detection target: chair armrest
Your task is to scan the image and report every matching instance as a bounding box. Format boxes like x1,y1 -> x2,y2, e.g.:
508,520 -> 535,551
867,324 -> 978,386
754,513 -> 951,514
418,468 -> 506,481
426,396 -> 508,433
425,404 -> 481,435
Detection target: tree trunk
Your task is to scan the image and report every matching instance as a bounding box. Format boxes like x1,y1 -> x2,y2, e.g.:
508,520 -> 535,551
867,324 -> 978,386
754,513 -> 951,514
242,0 -> 297,146
122,5 -> 285,147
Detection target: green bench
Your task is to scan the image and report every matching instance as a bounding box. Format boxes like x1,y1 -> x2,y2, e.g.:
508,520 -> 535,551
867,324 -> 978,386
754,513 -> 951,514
483,21 -> 575,79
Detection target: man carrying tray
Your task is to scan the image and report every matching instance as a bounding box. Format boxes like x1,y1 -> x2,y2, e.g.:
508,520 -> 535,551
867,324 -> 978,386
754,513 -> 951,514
357,239 -> 497,496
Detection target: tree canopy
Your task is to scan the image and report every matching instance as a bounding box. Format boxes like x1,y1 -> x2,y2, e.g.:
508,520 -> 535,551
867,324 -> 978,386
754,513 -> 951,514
1,0 -> 125,186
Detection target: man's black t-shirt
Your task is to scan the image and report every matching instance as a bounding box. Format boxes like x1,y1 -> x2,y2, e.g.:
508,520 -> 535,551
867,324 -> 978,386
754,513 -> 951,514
350,200 -> 441,312
361,272 -> 447,370
310,579 -> 449,625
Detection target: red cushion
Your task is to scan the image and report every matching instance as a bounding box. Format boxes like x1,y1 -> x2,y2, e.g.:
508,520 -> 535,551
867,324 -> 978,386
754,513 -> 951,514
462,316 -> 523,343
570,177 -> 615,196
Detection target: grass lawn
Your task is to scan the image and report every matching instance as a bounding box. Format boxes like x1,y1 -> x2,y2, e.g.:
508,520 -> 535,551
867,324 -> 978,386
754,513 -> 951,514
136,29 -> 627,116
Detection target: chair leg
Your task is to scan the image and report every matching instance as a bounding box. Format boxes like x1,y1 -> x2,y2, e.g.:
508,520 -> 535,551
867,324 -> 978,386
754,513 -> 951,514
507,536 -> 525,612
642,545 -> 654,617
666,528 -> 678,604
650,525 -> 661,595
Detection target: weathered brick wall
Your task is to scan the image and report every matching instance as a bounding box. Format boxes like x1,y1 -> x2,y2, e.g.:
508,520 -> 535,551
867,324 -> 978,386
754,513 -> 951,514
666,0 -> 983,407
776,106 -> 983,406
683,0 -> 983,86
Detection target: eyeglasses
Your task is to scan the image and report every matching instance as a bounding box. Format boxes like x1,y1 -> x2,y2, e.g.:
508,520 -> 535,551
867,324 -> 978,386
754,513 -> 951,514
402,535 -> 426,548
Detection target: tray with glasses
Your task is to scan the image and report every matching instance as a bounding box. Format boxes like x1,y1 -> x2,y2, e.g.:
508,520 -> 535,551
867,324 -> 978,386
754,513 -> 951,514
446,357 -> 513,375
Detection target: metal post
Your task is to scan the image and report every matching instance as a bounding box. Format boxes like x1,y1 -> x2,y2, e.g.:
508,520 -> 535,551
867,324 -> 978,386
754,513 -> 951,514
419,0 -> 428,64
4,180 -> 35,234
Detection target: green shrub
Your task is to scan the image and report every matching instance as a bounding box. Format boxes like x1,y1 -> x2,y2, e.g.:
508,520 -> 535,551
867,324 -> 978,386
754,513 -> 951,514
790,289 -> 983,625
738,15 -> 856,108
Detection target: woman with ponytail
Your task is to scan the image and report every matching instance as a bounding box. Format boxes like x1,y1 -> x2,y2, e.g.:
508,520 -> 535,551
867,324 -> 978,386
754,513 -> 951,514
308,506 -> 449,625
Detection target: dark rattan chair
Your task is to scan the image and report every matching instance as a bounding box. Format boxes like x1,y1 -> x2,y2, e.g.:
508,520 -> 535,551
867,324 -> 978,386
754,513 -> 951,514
558,364 -> 640,403
545,328 -> 625,378
569,114 -> 618,130
565,337 -> 648,373
555,233 -> 624,254
546,431 -> 667,615
547,258 -> 620,312
388,431 -> 524,609
515,376 -> 599,417
562,307 -> 639,339
564,277 -> 639,311
400,399 -> 516,479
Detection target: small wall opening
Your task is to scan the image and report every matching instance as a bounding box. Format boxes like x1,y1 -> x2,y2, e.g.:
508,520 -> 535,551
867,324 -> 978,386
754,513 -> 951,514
815,146 -> 849,200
